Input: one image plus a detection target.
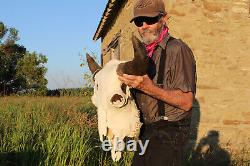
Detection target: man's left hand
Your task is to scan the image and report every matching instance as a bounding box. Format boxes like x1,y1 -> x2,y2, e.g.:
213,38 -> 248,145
118,74 -> 155,94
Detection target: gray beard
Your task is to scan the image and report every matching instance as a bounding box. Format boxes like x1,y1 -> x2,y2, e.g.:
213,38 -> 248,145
141,32 -> 159,45
140,26 -> 163,45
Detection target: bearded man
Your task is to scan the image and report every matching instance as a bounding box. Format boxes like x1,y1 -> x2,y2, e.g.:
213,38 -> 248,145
118,0 -> 197,165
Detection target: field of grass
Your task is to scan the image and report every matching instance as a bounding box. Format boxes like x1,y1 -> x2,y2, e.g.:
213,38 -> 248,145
0,96 -> 249,166
0,96 -> 133,166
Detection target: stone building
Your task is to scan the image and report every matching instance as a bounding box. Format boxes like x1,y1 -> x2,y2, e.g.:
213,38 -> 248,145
93,0 -> 250,156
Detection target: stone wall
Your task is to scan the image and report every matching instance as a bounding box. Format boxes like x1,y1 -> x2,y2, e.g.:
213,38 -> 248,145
100,0 -> 250,152
101,0 -> 137,64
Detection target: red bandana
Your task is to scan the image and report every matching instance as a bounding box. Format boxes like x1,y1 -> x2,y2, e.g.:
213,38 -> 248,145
145,27 -> 168,58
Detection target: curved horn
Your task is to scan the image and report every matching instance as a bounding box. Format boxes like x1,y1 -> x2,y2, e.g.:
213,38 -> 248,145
117,35 -> 149,76
86,53 -> 102,74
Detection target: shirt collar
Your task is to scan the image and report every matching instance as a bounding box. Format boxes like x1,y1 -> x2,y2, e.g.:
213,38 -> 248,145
158,33 -> 171,50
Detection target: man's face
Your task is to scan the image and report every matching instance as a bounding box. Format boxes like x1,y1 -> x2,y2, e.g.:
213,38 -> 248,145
135,16 -> 164,45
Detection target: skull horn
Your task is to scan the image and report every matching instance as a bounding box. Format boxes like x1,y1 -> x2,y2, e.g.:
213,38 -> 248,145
86,53 -> 102,75
117,35 -> 149,76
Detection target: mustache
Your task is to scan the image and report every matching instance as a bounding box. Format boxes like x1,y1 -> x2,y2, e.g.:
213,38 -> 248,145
141,29 -> 154,35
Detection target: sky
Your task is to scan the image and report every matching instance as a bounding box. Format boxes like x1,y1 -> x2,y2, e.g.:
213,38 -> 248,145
0,0 -> 108,89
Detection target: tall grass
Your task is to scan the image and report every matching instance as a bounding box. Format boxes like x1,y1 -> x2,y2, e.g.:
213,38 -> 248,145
1,97 -> 248,166
0,96 -> 133,166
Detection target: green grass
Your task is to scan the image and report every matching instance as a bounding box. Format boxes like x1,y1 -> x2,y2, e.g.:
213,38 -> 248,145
1,96 -> 249,166
0,96 -> 133,166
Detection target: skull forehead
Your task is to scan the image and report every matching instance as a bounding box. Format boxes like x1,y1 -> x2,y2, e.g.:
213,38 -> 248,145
94,60 -> 127,102
93,60 -> 126,107
95,60 -> 124,86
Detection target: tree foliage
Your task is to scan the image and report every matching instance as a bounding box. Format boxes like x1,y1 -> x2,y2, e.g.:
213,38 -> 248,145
46,87 -> 93,97
0,21 -> 48,95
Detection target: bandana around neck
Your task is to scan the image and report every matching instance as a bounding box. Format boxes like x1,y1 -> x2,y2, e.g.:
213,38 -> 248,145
145,27 -> 168,58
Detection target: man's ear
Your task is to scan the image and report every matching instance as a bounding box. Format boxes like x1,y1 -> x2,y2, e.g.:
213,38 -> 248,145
162,15 -> 169,25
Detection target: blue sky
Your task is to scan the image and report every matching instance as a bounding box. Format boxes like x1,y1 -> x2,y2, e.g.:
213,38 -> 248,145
0,0 -> 108,89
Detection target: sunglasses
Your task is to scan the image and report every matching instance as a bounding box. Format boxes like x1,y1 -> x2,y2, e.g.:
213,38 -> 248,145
134,15 -> 162,27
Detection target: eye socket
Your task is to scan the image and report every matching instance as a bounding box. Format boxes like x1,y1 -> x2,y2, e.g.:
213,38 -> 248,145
121,83 -> 127,94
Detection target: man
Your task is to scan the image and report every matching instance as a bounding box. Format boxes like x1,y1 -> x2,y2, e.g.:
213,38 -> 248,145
118,0 -> 197,165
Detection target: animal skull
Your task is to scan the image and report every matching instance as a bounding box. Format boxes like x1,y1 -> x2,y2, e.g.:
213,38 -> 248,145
86,35 -> 149,161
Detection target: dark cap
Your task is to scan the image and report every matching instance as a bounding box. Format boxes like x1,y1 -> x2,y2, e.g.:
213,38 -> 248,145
130,0 -> 167,23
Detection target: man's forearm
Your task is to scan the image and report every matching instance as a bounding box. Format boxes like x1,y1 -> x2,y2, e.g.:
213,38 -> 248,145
118,74 -> 194,111
145,84 -> 193,111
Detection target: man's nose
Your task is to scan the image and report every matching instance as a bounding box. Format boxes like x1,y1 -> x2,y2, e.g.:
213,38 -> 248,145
141,22 -> 150,29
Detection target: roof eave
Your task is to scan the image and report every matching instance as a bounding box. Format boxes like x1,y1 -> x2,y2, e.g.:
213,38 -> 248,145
93,0 -> 126,41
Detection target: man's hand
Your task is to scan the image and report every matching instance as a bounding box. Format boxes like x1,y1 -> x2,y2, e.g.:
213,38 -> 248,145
118,74 -> 155,94
118,74 -> 194,111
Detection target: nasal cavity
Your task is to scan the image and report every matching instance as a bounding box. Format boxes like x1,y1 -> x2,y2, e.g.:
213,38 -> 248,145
110,94 -> 123,103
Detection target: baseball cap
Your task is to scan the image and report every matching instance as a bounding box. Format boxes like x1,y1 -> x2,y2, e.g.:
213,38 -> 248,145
130,0 -> 167,23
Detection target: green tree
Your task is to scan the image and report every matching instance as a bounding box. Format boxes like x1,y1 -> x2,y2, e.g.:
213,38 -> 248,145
0,21 -> 48,95
0,22 -> 26,94
16,52 -> 48,95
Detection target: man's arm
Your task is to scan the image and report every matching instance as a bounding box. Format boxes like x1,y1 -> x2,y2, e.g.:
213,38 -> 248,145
118,74 -> 194,111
